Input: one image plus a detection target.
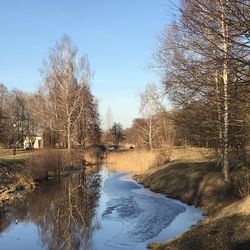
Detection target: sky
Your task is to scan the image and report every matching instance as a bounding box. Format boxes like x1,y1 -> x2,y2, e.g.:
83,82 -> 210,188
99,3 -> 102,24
0,0 -> 180,128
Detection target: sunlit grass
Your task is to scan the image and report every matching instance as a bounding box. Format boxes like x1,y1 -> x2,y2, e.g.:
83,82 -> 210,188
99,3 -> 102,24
105,150 -> 158,173
0,148 -> 32,159
105,146 -> 216,174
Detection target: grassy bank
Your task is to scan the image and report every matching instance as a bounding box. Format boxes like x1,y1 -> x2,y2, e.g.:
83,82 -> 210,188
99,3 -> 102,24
130,147 -> 250,249
148,196 -> 250,250
134,161 -> 233,214
149,213 -> 250,250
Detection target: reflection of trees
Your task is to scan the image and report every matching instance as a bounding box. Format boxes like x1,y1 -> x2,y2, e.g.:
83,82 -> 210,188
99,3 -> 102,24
37,171 -> 101,250
0,216 -> 11,233
1,169 -> 101,250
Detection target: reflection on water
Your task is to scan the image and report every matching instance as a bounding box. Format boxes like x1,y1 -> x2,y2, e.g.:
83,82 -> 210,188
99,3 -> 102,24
0,166 -> 202,250
0,167 -> 102,250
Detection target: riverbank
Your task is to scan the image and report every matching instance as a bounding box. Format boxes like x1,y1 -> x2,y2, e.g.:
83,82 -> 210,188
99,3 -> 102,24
0,159 -> 28,213
0,165 -> 202,250
133,159 -> 250,249
134,160 -> 233,214
0,149 -> 98,214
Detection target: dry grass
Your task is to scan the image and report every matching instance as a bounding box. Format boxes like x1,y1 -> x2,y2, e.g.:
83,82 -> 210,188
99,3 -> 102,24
231,167 -> 250,199
24,149 -> 86,178
105,150 -> 158,173
134,160 -> 232,213
105,146 -> 214,173
149,214 -> 250,250
170,146 -> 215,162
0,148 -> 32,160
206,195 -> 250,223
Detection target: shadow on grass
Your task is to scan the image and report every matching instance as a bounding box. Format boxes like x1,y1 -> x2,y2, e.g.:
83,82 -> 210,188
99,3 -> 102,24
136,161 -> 232,213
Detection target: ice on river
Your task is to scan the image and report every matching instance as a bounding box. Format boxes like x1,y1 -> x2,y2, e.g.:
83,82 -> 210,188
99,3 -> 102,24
0,168 -> 202,250
97,172 -> 192,249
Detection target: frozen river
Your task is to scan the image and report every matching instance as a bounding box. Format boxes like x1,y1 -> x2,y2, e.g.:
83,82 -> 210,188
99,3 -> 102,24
0,166 -> 202,250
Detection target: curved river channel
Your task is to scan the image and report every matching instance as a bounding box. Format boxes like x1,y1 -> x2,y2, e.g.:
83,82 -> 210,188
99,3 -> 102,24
0,166 -> 202,250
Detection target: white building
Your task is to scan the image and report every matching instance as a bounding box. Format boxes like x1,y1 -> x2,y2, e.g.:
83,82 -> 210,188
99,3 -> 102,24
23,136 -> 43,149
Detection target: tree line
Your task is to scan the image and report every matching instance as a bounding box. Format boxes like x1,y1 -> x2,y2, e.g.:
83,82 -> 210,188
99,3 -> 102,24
156,0 -> 250,182
0,35 -> 101,151
124,0 -> 250,182
1,1 -> 250,183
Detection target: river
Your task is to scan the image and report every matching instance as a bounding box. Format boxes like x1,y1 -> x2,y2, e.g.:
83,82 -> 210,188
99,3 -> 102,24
0,165 -> 202,250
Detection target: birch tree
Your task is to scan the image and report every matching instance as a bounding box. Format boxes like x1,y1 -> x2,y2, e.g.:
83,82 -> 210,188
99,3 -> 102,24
37,35 -> 100,151
156,0 -> 250,181
138,84 -> 163,150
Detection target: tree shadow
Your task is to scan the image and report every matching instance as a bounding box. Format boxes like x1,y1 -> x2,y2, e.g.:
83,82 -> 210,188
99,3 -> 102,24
145,161 -> 231,212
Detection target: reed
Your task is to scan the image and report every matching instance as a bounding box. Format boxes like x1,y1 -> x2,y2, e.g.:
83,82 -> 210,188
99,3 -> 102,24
105,150 -> 158,173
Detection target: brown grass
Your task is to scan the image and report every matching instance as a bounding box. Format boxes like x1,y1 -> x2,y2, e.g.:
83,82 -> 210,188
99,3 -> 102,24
231,167 -> 250,199
134,161 -> 232,213
170,146 -> 215,162
105,146 -> 214,173
134,146 -> 250,250
149,214 -> 250,250
105,150 -> 158,173
208,195 -> 250,222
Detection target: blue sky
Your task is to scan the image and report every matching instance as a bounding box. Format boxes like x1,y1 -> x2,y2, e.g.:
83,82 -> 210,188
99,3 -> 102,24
0,0 -> 180,128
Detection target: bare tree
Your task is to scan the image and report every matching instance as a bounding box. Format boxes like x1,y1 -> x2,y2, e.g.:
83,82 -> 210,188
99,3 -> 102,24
138,84 -> 163,150
12,90 -> 35,147
0,83 -> 12,147
155,0 -> 250,181
36,35 -> 100,151
105,106 -> 113,132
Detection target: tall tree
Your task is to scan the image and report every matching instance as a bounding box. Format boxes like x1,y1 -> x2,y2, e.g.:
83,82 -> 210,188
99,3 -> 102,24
12,90 -> 35,146
138,84 -> 162,150
110,122 -> 125,145
155,0 -> 250,181
36,35 -> 100,150
0,83 -> 11,146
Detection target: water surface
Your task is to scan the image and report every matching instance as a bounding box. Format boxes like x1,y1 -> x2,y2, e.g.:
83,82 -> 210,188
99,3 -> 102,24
0,166 -> 202,249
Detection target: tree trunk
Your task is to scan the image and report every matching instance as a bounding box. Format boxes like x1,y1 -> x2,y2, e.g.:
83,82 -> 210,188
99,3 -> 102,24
148,118 -> 153,150
221,0 -> 229,182
215,68 -> 223,160
67,117 -> 71,151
